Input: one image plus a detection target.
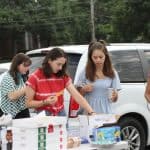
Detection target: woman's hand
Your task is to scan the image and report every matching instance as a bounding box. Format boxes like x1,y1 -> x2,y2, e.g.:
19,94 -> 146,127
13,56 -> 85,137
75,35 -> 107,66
110,90 -> 118,102
44,95 -> 58,105
8,85 -> 26,101
145,78 -> 150,103
82,84 -> 93,93
88,112 -> 96,115
21,85 -> 26,94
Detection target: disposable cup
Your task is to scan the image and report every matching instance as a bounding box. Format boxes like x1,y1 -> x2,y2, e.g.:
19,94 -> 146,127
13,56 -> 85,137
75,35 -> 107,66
108,88 -> 114,102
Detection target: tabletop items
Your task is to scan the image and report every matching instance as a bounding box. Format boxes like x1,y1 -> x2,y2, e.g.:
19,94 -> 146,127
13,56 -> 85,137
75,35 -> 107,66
0,113 -> 129,150
0,114 -> 12,126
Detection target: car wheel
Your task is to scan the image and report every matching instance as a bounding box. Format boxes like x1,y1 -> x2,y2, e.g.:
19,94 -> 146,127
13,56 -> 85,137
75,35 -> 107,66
118,116 -> 146,150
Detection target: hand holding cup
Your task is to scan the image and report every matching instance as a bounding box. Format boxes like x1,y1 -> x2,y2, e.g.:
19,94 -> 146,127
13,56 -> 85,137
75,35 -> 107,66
108,88 -> 118,102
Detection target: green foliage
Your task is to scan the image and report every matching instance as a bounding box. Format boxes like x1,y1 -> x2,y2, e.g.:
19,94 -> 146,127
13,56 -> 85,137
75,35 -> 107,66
0,0 -> 149,51
111,0 -> 150,42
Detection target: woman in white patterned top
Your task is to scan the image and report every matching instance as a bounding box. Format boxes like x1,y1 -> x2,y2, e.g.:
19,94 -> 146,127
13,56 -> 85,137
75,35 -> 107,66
0,53 -> 31,119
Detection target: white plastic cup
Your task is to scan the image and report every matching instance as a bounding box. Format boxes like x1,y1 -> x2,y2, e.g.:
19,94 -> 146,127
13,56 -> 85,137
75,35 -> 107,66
108,88 -> 114,102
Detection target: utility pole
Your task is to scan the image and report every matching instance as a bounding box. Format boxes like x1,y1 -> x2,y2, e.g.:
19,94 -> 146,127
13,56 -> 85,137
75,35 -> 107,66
90,0 -> 96,41
25,31 -> 29,50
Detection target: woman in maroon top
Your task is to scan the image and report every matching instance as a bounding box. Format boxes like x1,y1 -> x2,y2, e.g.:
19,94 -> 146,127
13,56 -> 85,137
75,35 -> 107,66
26,48 -> 95,116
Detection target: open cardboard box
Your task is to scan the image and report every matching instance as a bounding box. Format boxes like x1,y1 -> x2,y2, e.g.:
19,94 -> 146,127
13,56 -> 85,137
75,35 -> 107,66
78,114 -> 120,143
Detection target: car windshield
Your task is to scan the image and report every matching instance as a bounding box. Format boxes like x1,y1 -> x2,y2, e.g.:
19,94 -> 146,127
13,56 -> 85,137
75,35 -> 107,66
28,53 -> 82,81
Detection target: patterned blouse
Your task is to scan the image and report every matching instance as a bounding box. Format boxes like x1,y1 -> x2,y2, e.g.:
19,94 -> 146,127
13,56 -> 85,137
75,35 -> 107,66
0,72 -> 26,118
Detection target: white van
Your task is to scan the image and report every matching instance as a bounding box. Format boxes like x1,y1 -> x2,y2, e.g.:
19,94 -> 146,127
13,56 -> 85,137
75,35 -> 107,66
74,44 -> 150,150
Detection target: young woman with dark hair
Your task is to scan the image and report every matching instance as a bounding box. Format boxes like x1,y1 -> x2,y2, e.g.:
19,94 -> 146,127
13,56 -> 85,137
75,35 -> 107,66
26,48 -> 95,116
0,53 -> 32,119
76,40 -> 121,114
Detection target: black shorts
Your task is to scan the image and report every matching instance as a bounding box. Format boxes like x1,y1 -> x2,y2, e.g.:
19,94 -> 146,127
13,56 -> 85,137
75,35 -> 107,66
0,108 -> 4,117
15,108 -> 30,119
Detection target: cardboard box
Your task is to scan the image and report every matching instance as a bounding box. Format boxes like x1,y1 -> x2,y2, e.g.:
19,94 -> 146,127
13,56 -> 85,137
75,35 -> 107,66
12,116 -> 67,150
78,114 -> 120,143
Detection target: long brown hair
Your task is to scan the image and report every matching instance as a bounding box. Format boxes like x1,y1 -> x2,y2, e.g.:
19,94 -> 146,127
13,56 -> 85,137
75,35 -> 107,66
86,40 -> 114,81
9,53 -> 32,85
42,48 -> 68,78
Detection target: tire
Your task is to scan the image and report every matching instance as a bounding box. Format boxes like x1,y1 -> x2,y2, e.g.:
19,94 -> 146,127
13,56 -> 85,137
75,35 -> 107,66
118,116 -> 146,150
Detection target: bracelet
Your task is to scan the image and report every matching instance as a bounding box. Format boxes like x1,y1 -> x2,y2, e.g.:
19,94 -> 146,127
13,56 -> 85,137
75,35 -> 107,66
88,111 -> 95,115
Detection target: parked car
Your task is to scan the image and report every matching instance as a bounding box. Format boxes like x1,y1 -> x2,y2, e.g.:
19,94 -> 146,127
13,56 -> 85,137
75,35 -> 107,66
0,62 -> 10,75
74,44 -> 150,150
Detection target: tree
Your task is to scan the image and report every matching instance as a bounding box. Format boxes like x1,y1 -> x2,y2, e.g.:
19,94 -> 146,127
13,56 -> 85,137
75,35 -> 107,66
111,0 -> 150,42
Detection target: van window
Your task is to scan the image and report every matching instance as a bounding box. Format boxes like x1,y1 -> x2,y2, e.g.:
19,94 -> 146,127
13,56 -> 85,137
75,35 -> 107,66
29,55 -> 44,73
143,50 -> 150,76
67,53 -> 81,81
144,50 -> 150,66
109,50 -> 145,82
28,53 -> 81,81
